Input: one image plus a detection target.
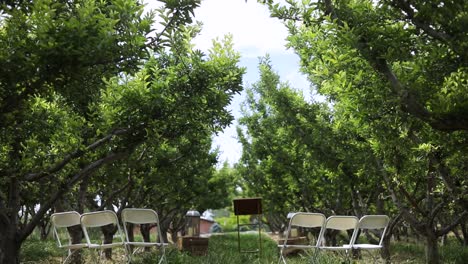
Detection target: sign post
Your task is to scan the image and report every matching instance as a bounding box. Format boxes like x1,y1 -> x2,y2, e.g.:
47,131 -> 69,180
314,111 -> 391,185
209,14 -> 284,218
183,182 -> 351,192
233,197 -> 263,256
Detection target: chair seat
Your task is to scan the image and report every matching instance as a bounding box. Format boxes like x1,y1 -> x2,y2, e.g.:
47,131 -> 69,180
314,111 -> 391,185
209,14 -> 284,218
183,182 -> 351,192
126,241 -> 168,247
60,243 -> 88,250
320,245 -> 352,250
278,244 -> 317,249
353,244 -> 382,249
88,242 -> 125,249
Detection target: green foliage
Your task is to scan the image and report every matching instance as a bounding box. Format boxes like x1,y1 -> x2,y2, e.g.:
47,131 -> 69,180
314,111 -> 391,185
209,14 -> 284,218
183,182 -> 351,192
132,233 -> 309,264
237,57 -> 385,234
20,237 -> 61,262
261,1 -> 468,263
390,241 -> 426,263
0,1 -> 243,262
215,215 -> 251,232
440,243 -> 468,264
19,233 -> 468,263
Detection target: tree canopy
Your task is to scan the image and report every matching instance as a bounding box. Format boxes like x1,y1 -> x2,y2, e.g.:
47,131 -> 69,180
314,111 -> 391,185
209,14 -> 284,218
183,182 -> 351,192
235,1 -> 468,263
0,0 -> 244,263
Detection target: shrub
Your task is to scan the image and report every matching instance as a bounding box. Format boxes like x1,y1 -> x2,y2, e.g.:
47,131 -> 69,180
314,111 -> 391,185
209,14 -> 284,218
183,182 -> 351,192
20,237 -> 61,262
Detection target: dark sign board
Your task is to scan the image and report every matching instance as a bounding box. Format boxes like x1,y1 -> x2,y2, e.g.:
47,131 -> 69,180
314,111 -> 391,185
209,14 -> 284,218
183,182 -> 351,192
233,198 -> 262,215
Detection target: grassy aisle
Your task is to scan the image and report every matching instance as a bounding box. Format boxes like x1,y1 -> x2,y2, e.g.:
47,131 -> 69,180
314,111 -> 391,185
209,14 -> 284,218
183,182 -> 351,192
21,233 -> 467,263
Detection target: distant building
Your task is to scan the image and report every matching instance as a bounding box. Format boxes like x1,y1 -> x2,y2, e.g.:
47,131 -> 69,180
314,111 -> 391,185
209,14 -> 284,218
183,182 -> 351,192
200,217 -> 215,234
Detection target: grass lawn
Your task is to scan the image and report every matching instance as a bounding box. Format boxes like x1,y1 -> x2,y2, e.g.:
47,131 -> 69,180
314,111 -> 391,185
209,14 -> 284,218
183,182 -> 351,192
21,233 -> 468,263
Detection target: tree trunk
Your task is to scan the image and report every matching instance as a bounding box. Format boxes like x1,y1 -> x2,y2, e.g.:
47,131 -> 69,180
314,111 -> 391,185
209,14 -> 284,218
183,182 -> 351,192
164,226 -> 175,245
157,224 -> 169,244
170,230 -> 177,245
140,224 -> 151,252
126,223 -> 135,252
39,225 -> 49,240
67,225 -> 84,264
0,229 -> 21,264
425,160 -> 440,264
101,224 -> 117,260
1,177 -> 21,264
39,219 -> 51,241
461,222 -> 468,246
381,233 -> 392,264
425,231 -> 440,264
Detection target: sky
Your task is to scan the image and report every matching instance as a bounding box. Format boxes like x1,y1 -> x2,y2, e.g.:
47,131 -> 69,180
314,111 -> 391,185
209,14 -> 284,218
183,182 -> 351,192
146,0 -> 311,165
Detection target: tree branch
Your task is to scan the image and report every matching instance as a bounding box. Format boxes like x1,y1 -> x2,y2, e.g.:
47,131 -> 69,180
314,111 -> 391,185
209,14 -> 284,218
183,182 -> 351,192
436,153 -> 468,211
19,151 -> 129,242
377,158 -> 425,233
25,128 -> 128,182
437,211 -> 468,237
323,0 -> 468,132
392,0 -> 452,43
97,181 -> 133,211
323,0 -> 339,21
147,9 -> 180,47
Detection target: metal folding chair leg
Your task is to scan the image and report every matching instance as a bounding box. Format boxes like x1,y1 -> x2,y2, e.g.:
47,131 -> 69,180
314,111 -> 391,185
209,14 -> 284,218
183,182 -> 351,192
278,248 -> 286,264
62,249 -> 80,264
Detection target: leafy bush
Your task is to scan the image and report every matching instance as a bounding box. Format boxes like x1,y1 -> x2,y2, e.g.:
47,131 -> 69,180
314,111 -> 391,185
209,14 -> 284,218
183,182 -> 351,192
215,215 -> 251,232
440,243 -> 468,264
20,237 -> 61,262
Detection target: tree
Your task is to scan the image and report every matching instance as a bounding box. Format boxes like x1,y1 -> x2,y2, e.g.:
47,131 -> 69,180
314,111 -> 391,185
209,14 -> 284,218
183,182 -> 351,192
0,0 -> 244,262
237,57 -> 392,238
268,0 -> 468,132
265,1 -> 468,263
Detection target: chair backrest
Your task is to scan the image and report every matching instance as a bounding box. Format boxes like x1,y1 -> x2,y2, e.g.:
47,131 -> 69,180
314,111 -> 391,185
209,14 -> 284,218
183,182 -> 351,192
283,212 -> 326,247
122,208 -> 158,224
51,211 -> 81,228
81,210 -> 118,228
358,215 -> 389,230
325,216 -> 359,230
319,216 -> 359,247
51,211 -> 81,247
354,215 -> 390,246
80,210 -> 125,246
290,212 -> 326,228
121,208 -> 164,244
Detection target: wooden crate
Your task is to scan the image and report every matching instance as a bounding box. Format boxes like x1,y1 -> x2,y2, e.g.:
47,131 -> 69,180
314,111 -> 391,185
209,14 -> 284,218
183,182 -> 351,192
177,236 -> 209,256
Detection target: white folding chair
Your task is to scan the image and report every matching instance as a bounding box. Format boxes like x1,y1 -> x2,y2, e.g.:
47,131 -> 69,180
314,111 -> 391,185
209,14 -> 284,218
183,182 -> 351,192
278,212 -> 326,264
318,215 -> 359,263
121,208 -> 168,264
350,215 -> 390,263
50,211 -> 88,263
80,210 -> 128,263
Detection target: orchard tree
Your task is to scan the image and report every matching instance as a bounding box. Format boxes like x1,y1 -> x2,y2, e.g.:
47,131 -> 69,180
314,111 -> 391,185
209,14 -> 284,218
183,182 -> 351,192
0,0 -> 244,263
237,58 -> 393,236
264,0 -> 468,263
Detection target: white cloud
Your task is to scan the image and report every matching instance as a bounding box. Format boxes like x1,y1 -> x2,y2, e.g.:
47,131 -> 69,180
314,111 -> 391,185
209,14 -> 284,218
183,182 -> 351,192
145,0 -> 303,165
145,0 -> 290,56
193,0 -> 289,55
